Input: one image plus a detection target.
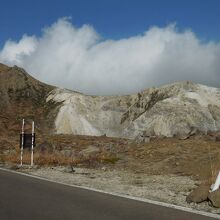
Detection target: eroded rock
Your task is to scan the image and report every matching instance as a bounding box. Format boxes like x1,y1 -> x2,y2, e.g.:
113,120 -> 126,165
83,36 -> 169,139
47,81 -> 220,139
208,189 -> 220,208
186,184 -> 210,203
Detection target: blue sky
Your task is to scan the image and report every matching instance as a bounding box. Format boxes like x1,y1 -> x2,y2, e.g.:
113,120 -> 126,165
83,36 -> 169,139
0,0 -> 220,47
0,0 -> 220,95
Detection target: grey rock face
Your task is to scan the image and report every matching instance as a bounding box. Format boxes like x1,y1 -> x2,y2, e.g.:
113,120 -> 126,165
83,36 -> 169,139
186,184 -> 210,204
47,81 -> 220,139
208,189 -> 220,207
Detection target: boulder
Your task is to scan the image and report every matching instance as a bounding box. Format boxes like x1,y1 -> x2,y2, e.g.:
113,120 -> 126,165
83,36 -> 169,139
186,184 -> 210,203
208,189 -> 220,207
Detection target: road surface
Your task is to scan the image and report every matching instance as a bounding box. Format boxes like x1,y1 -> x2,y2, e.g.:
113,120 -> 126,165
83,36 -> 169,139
0,169 -> 217,220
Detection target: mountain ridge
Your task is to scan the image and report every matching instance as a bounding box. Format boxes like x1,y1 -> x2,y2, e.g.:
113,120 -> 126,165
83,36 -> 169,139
1,63 -> 220,139
47,81 -> 220,138
0,63 -> 56,136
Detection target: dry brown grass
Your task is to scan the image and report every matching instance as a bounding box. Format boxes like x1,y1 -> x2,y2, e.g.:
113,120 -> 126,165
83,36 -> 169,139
1,133 -> 220,182
205,144 -> 220,185
2,147 -> 120,168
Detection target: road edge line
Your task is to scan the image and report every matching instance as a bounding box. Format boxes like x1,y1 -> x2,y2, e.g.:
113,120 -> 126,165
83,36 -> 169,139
0,167 -> 219,219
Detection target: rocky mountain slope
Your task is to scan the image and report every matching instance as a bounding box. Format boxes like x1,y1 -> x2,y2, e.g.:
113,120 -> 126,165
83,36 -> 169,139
47,81 -> 220,138
1,63 -> 220,139
0,63 -> 56,136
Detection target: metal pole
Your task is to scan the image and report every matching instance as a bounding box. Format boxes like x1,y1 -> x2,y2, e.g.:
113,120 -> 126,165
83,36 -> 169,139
20,119 -> 24,166
31,121 -> 34,167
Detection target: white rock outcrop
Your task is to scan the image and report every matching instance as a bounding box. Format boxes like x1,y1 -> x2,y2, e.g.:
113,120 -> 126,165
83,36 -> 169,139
47,81 -> 220,139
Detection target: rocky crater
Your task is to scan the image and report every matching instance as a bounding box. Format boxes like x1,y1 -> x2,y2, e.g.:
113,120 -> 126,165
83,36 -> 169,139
47,81 -> 220,139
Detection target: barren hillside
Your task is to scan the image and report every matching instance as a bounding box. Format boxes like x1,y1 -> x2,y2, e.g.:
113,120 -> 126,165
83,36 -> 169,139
1,63 -> 220,139
48,81 -> 220,139
1,63 -> 220,213
0,63 -> 56,136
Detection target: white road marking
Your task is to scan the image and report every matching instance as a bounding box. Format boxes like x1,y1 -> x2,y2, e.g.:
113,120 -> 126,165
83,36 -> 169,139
0,167 -> 219,219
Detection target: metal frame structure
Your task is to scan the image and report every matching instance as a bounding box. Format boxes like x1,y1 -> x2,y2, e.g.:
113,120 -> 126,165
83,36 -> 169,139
20,119 -> 35,167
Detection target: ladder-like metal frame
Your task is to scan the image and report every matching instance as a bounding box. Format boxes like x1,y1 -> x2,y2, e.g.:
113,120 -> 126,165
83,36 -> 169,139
20,119 -> 35,167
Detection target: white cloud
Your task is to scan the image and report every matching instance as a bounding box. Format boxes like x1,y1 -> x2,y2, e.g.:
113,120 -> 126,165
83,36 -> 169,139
0,17 -> 220,95
0,35 -> 37,65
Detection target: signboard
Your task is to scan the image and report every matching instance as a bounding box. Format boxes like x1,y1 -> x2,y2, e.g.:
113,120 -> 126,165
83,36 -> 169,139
20,133 -> 36,149
20,119 -> 35,166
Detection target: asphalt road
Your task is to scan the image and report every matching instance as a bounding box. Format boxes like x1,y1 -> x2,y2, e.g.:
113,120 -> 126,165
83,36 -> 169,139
0,169 -> 218,220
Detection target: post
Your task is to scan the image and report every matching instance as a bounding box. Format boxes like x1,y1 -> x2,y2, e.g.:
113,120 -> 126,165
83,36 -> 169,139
31,121 -> 34,167
212,171 -> 220,192
20,119 -> 24,166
